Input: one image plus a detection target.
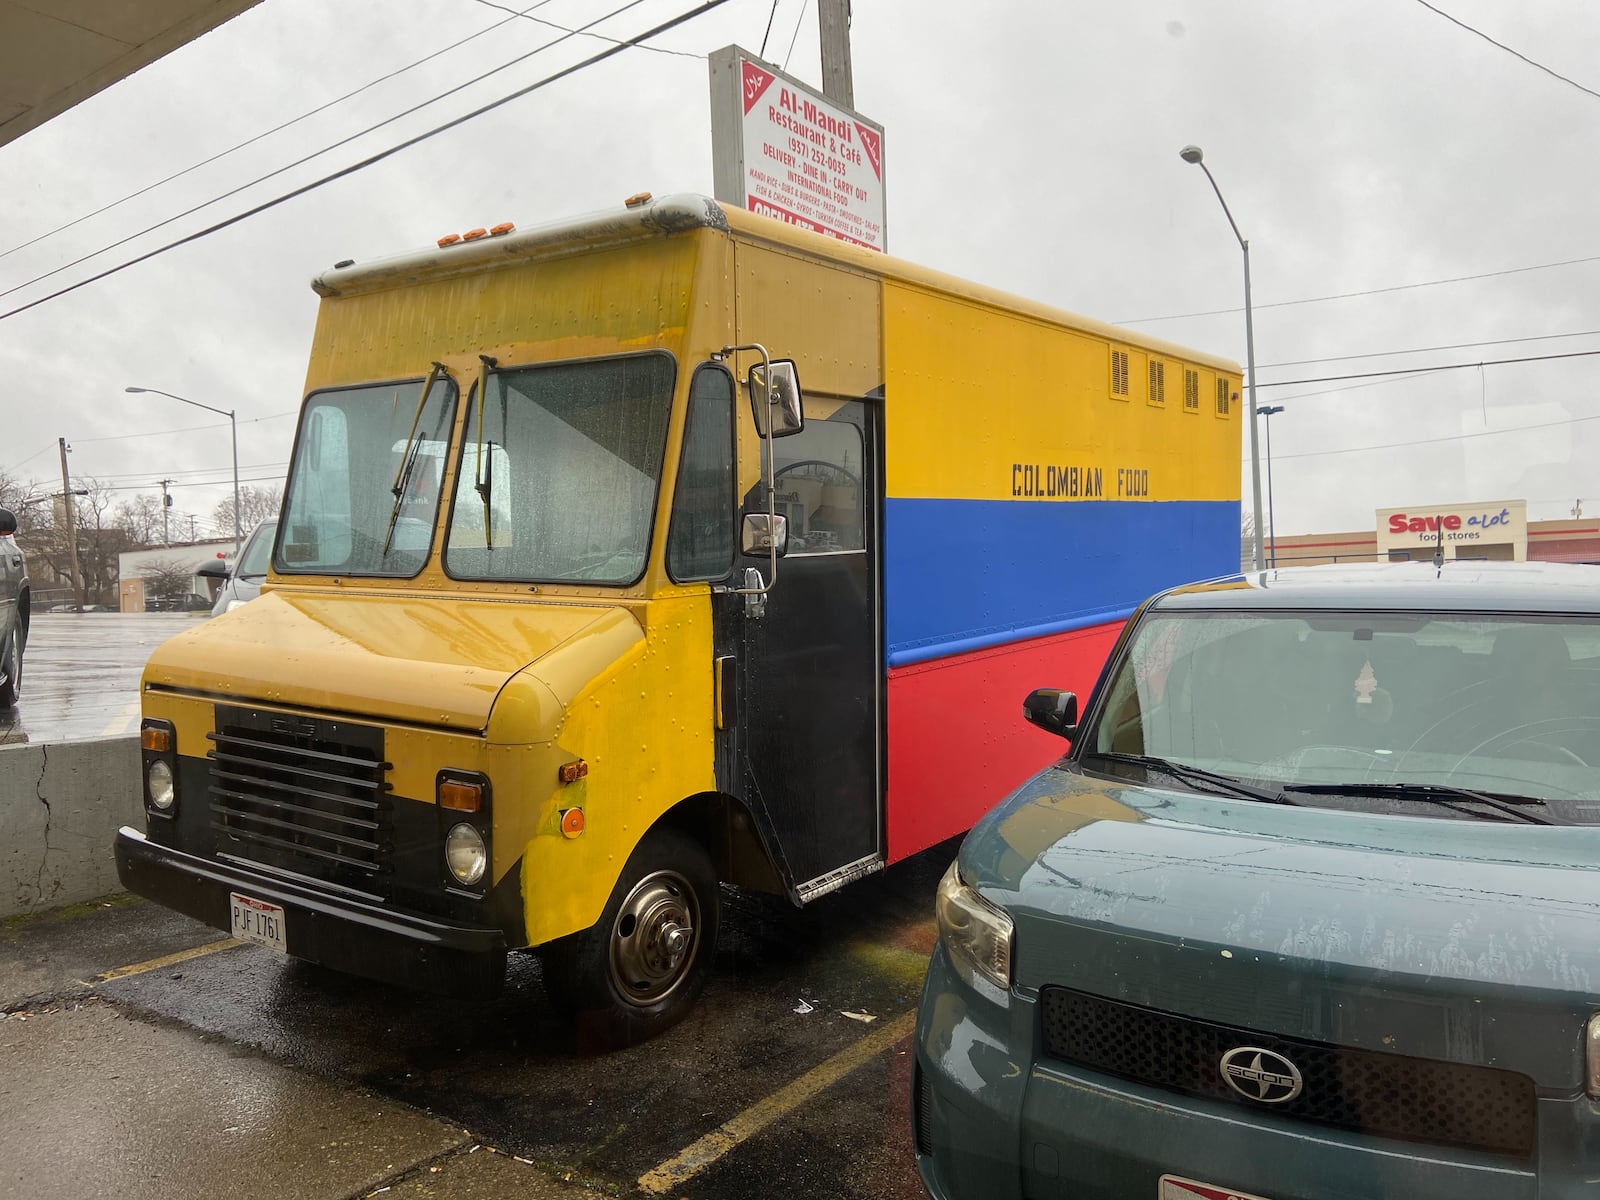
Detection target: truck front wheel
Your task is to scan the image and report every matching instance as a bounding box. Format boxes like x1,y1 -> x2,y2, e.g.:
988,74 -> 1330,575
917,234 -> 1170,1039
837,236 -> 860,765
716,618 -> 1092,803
541,827 -> 720,1049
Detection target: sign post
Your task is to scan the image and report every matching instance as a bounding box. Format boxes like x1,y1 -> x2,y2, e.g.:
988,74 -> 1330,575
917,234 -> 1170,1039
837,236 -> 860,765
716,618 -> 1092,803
709,44 -> 886,253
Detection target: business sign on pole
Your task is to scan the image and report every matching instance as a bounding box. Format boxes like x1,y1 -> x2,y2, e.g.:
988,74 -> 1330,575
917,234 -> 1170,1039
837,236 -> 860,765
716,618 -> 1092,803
709,45 -> 886,252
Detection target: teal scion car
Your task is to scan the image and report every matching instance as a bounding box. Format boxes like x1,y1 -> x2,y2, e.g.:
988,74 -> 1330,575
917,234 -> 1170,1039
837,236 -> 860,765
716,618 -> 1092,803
913,561 -> 1600,1200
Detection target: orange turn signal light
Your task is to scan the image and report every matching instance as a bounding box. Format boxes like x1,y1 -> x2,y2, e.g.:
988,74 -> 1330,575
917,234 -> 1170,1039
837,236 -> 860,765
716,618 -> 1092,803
489,222 -> 515,236
557,759 -> 589,784
559,807 -> 585,838
141,727 -> 172,753
624,191 -> 652,208
462,227 -> 488,241
437,232 -> 462,247
439,779 -> 482,813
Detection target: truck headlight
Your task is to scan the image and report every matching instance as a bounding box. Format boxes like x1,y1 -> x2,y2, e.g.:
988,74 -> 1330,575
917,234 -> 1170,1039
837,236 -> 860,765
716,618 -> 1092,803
146,759 -> 176,811
445,822 -> 487,886
935,860 -> 1013,992
1587,1013 -> 1600,1100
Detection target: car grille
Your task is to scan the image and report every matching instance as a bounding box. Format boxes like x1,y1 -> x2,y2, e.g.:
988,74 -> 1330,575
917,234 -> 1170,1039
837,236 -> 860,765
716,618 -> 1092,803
208,706 -> 391,886
1039,987 -> 1536,1157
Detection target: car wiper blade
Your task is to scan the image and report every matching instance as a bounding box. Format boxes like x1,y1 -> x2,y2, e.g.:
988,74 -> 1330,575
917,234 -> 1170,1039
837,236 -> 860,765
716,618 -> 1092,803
1087,752 -> 1296,805
1282,782 -> 1563,826
382,361 -> 446,557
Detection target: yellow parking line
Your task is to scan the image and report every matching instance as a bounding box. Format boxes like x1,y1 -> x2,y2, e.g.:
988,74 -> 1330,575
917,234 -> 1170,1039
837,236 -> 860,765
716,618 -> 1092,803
93,938 -> 244,983
636,1010 -> 918,1195
98,699 -> 142,738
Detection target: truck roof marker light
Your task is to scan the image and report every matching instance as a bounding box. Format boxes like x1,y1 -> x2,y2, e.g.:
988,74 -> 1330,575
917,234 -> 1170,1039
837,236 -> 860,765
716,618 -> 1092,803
489,222 -> 515,236
558,759 -> 589,784
462,227 -> 488,241
624,192 -> 652,208
439,778 -> 482,813
437,233 -> 462,247
560,808 -> 585,838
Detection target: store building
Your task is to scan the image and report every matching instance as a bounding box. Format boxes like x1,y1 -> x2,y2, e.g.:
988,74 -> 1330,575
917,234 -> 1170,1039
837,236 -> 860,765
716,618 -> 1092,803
1268,500 -> 1600,569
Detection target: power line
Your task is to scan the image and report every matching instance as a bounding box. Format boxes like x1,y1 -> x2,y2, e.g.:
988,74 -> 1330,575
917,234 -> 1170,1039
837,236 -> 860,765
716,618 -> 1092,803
0,0 -> 731,323
1256,411 -> 1600,463
470,0 -> 705,56
759,0 -> 782,56
1411,0 -> 1600,103
783,0 -> 809,71
1116,252 -> 1600,325
70,410 -> 298,446
0,0 -> 562,266
99,473 -> 284,493
1256,347 -> 1600,389
0,0 -> 654,306
1259,327 -> 1600,370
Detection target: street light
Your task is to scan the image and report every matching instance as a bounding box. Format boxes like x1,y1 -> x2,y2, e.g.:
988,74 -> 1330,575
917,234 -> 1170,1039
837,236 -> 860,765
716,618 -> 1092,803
1257,404 -> 1285,568
1180,144 -> 1265,572
124,386 -> 240,560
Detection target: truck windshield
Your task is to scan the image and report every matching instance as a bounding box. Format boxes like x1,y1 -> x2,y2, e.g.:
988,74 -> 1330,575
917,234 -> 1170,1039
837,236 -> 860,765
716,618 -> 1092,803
277,377 -> 457,577
444,354 -> 675,585
1087,610 -> 1600,823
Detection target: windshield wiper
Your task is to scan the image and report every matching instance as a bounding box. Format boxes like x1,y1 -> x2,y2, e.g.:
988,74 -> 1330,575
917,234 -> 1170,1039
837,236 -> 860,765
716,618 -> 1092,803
1086,751 -> 1297,805
382,361 -> 447,557
474,355 -> 496,550
1281,782 -> 1564,826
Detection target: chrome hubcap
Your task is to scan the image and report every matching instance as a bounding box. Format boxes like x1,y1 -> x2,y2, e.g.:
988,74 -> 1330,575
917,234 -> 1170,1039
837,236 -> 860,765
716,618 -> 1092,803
609,869 -> 699,1006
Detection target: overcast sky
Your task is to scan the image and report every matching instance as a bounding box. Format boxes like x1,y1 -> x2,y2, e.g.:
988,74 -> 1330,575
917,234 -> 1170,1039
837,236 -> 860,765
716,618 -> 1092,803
2,0 -> 1597,538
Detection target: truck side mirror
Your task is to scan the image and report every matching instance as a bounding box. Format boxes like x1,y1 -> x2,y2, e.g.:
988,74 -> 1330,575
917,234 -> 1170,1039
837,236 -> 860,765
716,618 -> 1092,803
0,508 -> 15,536
196,559 -> 230,580
741,513 -> 788,557
747,360 -> 804,438
1023,689 -> 1078,740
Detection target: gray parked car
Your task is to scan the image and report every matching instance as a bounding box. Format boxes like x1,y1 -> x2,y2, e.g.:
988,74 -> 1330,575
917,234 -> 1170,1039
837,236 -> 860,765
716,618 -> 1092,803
915,560 -> 1600,1200
0,507 -> 29,708
204,518 -> 277,616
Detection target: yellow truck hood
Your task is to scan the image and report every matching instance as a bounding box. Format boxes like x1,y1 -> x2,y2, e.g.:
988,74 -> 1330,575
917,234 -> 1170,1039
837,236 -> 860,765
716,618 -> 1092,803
143,589 -> 638,732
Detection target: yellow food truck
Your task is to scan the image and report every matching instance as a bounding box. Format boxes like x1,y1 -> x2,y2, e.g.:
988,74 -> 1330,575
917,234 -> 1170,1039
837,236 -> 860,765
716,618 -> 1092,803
116,193 -> 1241,1045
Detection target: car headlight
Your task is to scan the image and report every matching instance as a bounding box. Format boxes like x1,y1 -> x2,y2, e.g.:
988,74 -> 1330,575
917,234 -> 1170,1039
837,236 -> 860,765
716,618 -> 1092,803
146,759 -> 176,811
444,822 -> 487,886
935,860 -> 1013,992
1587,1014 -> 1600,1100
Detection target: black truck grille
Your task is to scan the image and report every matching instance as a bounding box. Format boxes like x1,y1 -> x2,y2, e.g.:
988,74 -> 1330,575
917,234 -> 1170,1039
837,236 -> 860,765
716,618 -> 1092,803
208,706 -> 391,884
1040,987 -> 1536,1157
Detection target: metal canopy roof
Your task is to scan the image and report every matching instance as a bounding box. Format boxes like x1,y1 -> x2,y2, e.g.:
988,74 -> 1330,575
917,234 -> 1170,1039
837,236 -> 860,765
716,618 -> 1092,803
0,0 -> 262,149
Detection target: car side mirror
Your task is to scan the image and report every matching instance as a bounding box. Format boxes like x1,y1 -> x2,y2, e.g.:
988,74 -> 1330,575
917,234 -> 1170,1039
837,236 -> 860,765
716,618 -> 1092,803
0,508 -> 15,536
741,512 -> 788,557
196,560 -> 230,580
747,360 -> 805,438
1023,689 -> 1078,740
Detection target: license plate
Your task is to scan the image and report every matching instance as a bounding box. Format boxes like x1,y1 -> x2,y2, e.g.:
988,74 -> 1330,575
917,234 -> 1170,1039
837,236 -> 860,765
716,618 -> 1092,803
1160,1177 -> 1275,1200
229,892 -> 287,954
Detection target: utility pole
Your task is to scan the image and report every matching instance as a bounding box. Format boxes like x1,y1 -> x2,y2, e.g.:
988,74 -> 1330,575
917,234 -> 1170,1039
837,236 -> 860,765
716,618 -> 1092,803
158,479 -> 174,544
818,0 -> 853,108
58,437 -> 84,611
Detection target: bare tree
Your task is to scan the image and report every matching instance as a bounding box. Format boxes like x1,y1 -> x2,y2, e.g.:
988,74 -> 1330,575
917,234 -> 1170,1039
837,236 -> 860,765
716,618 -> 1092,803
213,485 -> 282,540
140,557 -> 198,608
114,494 -> 166,546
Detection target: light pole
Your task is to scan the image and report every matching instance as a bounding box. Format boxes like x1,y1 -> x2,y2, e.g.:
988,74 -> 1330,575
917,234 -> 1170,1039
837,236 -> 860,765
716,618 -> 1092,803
1257,404 -> 1285,568
125,386 -> 240,561
1180,144 -> 1265,572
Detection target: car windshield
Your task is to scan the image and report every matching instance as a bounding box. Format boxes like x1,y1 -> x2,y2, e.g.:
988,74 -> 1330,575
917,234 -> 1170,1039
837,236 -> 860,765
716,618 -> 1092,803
1087,609 -> 1600,823
443,354 -> 675,585
276,376 -> 457,577
236,521 -> 276,578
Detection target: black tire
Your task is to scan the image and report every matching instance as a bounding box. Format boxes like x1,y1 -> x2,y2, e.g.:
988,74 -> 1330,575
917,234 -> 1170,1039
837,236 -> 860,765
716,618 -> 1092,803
540,826 -> 720,1051
0,627 -> 21,709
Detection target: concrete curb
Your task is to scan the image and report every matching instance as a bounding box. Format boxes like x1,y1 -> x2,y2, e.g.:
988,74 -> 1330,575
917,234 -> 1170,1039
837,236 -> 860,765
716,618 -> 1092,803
2,736 -> 140,919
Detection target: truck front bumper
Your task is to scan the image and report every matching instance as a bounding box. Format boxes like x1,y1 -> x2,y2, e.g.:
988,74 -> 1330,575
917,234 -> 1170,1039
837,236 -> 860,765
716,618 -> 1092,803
114,825 -> 508,997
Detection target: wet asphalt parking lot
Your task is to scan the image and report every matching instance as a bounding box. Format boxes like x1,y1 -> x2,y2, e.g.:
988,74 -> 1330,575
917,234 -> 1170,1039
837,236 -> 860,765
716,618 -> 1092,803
3,856 -> 948,1199
2,612 -> 949,1197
